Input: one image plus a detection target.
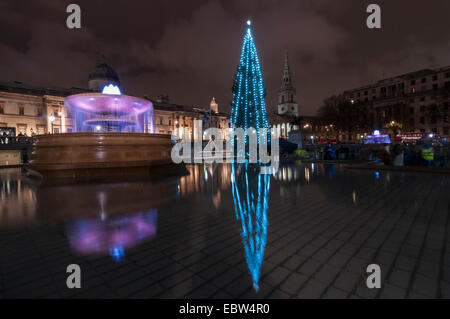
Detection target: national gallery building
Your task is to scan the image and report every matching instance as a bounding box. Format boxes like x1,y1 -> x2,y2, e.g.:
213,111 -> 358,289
0,62 -> 230,141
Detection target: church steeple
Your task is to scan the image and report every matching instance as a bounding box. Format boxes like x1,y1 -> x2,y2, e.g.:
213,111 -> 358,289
277,52 -> 298,116
281,52 -> 293,91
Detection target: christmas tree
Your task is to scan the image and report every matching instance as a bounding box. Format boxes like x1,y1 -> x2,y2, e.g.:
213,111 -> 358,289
230,21 -> 270,137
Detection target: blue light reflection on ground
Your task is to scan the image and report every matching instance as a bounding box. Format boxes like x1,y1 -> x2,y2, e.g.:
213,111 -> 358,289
231,163 -> 270,291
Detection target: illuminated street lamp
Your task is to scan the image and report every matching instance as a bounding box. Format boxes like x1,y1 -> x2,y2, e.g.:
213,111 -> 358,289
49,115 -> 55,134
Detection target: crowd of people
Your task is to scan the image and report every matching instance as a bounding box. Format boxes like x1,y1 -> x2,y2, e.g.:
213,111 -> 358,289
375,141 -> 447,167
301,140 -> 449,168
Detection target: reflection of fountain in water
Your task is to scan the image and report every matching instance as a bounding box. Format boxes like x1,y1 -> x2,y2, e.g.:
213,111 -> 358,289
66,209 -> 158,262
231,163 -> 270,291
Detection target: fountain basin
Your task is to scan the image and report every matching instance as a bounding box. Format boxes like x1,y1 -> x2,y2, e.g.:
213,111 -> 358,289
28,132 -> 178,179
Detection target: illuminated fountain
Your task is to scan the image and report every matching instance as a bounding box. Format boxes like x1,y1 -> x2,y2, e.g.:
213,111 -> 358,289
28,84 -> 176,179
66,84 -> 154,133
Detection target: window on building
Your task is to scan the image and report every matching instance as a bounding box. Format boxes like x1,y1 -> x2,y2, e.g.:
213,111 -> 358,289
431,116 -> 437,124
433,75 -> 437,81
420,105 -> 426,112
411,80 -> 416,85
444,127 -> 449,135
159,118 -> 163,125
0,105 -> 3,114
18,124 -> 27,134
372,88 -> 376,94
432,127 -> 438,133
364,91 -> 368,96
433,84 -> 439,90
168,120 -> 172,126
281,95 -> 284,103
19,106 -> 24,115
446,73 -> 450,78
420,97 -> 426,102
409,107 -> 414,115
421,78 -> 427,83
420,117 -> 425,124
444,115 -> 449,123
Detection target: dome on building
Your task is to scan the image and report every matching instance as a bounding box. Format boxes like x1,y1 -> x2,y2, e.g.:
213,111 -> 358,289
88,62 -> 120,93
88,63 -> 120,84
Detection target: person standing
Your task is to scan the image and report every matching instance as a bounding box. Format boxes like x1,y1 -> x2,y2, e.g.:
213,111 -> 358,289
421,142 -> 435,167
392,143 -> 404,166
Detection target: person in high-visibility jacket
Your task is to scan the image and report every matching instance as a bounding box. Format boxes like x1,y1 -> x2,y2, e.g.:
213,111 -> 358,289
421,144 -> 434,166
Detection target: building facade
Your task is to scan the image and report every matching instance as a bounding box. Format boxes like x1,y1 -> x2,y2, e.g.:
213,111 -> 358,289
151,96 -> 229,141
0,63 -> 230,141
339,66 -> 450,141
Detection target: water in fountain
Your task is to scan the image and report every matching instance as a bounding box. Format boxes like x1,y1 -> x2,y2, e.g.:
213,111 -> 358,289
64,84 -> 154,133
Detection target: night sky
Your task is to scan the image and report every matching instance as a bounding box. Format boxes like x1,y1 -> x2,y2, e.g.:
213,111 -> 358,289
1,0 -> 449,115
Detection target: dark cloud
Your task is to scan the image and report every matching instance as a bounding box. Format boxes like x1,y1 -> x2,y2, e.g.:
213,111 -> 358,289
0,0 -> 449,115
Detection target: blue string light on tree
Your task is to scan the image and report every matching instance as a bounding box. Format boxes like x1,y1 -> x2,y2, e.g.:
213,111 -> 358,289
230,20 -> 270,144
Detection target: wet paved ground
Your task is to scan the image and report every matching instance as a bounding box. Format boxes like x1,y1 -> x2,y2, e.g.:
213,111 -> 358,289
0,163 -> 449,299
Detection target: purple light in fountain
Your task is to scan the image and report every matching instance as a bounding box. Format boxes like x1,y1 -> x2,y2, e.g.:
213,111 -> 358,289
64,92 -> 154,133
66,209 -> 158,260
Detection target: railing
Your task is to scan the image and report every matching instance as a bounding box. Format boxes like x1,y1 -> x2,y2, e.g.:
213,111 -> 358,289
0,136 -> 35,145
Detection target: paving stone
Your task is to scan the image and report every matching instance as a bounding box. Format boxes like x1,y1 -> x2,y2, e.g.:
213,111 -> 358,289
279,272 -> 308,295
282,254 -> 306,270
333,271 -> 361,293
323,287 -> 348,299
298,259 -> 322,276
411,274 -> 438,298
355,284 -> 379,299
296,279 -> 328,299
380,283 -> 407,299
388,268 -> 412,289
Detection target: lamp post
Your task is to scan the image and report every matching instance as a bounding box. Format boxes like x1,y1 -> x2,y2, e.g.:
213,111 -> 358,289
49,115 -> 55,134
